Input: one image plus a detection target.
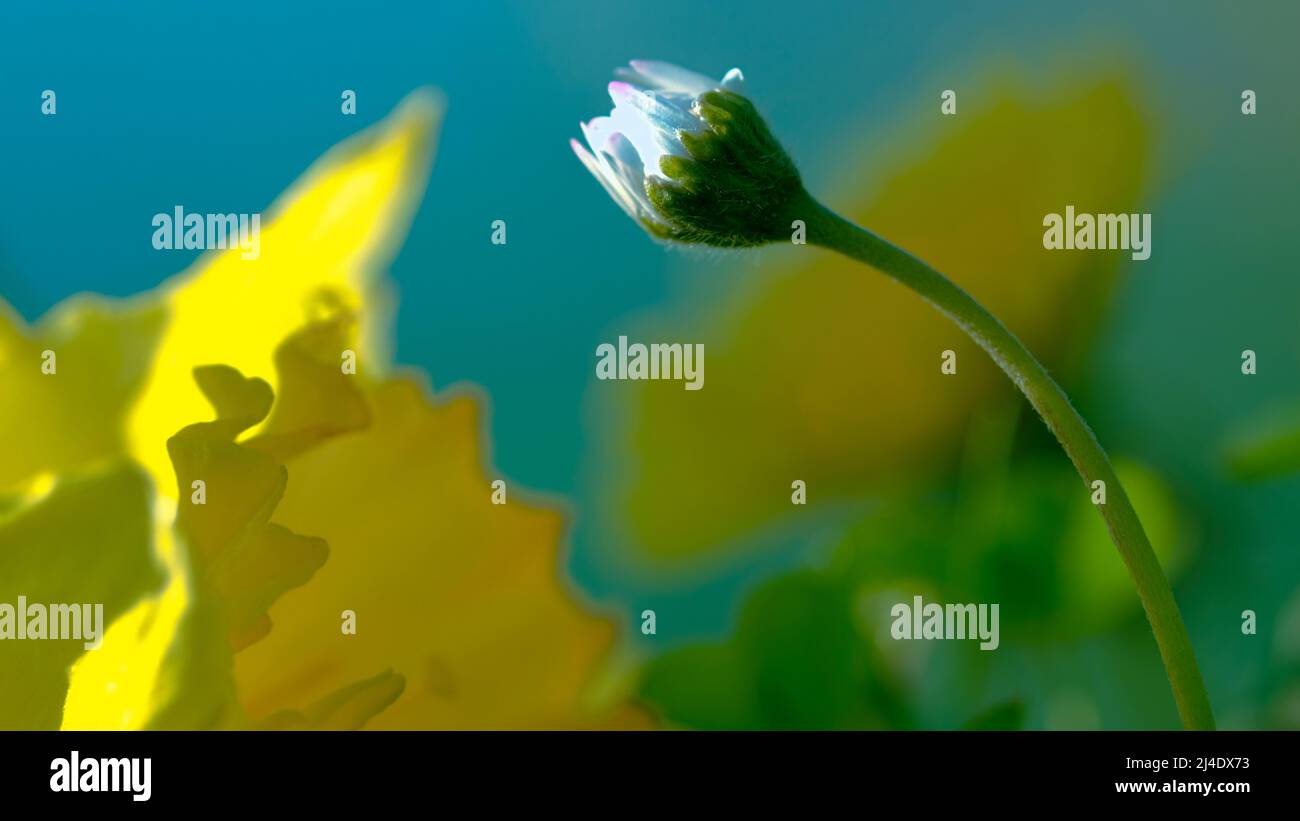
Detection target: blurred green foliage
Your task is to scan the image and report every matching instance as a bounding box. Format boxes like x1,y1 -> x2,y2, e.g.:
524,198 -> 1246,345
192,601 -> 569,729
641,405 -> 1185,729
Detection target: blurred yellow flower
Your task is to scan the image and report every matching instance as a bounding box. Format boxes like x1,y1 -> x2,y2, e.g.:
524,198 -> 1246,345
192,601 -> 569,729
1,89 -> 644,730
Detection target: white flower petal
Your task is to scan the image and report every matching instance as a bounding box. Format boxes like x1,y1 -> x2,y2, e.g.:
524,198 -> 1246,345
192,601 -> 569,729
573,61 -> 754,233
579,116 -> 661,221
653,90 -> 699,119
605,132 -> 658,217
624,60 -> 717,96
720,67 -> 745,93
572,135 -> 639,219
608,95 -> 679,175
581,115 -> 622,153
609,81 -> 699,134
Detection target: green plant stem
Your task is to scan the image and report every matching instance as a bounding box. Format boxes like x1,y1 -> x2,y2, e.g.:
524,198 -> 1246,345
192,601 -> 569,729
802,194 -> 1214,730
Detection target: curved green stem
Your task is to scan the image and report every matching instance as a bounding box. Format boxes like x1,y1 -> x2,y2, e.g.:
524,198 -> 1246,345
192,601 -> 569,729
801,193 -> 1214,730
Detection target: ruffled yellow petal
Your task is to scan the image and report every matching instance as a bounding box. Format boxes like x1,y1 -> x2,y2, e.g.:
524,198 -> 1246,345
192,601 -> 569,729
126,90 -> 440,495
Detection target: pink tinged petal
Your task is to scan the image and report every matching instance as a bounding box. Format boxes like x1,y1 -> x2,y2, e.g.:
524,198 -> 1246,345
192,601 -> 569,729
720,67 -> 745,93
626,59 -> 716,96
